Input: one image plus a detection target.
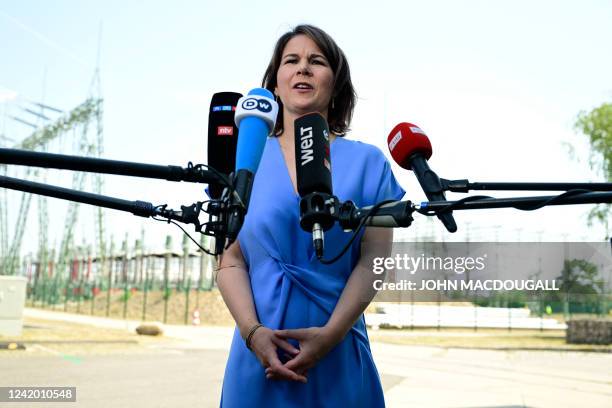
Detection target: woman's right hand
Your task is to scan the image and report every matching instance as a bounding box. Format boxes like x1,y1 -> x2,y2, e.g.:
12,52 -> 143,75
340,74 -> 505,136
248,326 -> 308,383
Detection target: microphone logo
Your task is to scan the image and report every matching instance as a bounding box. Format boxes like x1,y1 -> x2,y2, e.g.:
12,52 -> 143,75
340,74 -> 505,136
299,126 -> 314,165
389,130 -> 402,151
241,98 -> 273,113
211,105 -> 235,112
410,126 -> 426,135
217,126 -> 233,136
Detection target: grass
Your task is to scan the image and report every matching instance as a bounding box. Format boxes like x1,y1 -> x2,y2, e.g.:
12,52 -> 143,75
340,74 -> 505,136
368,327 -> 611,352
0,316 -> 183,358
10,291 -> 610,354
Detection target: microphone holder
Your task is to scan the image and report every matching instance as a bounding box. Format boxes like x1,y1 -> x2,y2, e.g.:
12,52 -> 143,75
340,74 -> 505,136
299,192 -> 338,259
307,188 -> 612,262
332,190 -> 612,229
0,174 -> 210,232
336,200 -> 414,230
299,192 -> 337,232
418,191 -> 612,213
440,179 -> 612,193
0,147 -> 234,255
3,146 -> 611,260
0,148 -> 228,185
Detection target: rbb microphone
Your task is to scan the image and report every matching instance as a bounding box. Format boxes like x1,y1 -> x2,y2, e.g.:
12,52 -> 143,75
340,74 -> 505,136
295,112 -> 335,258
387,123 -> 457,233
225,88 -> 278,244
208,92 -> 242,199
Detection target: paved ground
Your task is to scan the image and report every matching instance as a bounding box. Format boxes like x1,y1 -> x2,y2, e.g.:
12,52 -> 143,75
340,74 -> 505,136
0,309 -> 610,407
372,343 -> 611,407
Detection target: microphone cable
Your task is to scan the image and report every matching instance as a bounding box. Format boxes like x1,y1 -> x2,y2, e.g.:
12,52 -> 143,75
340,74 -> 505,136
150,161 -> 234,257
416,189 -> 592,215
318,200 -> 395,265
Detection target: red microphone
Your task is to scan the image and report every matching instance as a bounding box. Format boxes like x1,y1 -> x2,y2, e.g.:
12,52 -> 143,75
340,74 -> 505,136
387,123 -> 457,233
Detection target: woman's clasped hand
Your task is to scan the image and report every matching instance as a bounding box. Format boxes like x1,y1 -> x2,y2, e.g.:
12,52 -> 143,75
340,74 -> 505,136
248,325 -> 342,382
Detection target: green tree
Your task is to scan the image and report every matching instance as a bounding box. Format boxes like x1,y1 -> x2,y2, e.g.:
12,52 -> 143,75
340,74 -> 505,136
556,259 -> 603,295
574,102 -> 611,238
546,259 -> 606,314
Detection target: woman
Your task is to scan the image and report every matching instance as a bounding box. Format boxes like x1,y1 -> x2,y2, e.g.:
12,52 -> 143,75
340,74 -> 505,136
217,25 -> 405,407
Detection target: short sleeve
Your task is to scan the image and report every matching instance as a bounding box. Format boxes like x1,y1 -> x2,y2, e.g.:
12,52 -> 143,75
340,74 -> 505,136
357,143 -> 405,207
373,158 -> 405,203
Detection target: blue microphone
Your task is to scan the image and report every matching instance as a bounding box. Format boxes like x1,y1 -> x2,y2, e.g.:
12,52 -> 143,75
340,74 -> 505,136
225,88 -> 278,244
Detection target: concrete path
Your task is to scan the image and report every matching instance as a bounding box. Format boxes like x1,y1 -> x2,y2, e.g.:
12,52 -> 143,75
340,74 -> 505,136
1,308 -> 608,407
371,343 -> 611,407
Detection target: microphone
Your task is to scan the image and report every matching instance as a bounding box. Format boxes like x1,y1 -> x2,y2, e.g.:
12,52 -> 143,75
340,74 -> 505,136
225,88 -> 279,244
387,122 -> 457,233
207,92 -> 242,199
294,112 -> 335,258
207,92 -> 242,254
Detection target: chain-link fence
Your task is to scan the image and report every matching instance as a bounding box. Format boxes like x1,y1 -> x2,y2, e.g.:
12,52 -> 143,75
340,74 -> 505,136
20,247 -> 230,325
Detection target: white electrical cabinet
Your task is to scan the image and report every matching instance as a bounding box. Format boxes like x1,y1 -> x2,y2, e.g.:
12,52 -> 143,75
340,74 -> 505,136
0,276 -> 27,336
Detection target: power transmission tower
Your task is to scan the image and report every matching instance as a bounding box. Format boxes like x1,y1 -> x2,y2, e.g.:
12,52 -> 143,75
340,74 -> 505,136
90,23 -> 107,283
2,98 -> 102,281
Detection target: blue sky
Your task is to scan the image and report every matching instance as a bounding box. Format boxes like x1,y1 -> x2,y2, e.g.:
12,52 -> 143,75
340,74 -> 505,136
1,0 -> 611,255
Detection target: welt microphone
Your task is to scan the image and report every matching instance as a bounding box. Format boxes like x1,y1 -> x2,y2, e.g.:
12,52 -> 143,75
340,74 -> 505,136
387,122 -> 458,233
294,112 -> 335,258
207,92 -> 242,254
225,88 -> 278,245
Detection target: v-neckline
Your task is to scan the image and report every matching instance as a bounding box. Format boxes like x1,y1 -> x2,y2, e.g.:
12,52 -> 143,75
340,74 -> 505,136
273,136 -> 340,199
274,137 -> 300,198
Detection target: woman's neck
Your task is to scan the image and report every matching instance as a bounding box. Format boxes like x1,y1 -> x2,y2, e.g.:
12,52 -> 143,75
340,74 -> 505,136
278,109 -> 335,145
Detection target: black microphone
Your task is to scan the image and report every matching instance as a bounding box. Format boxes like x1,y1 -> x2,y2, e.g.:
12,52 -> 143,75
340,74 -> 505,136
208,92 -> 242,199
294,112 -> 336,258
387,122 -> 457,233
207,92 -> 242,254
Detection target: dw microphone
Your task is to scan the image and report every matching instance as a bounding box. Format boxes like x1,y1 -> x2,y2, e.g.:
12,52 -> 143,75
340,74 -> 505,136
225,88 -> 278,245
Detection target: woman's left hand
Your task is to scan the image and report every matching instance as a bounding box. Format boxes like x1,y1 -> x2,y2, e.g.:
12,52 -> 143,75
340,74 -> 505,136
265,326 -> 342,381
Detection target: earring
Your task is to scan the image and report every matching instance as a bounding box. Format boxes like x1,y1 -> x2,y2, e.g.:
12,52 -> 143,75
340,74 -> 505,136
331,98 -> 335,110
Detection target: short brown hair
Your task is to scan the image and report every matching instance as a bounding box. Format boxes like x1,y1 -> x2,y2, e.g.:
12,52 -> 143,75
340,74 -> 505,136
262,24 -> 356,136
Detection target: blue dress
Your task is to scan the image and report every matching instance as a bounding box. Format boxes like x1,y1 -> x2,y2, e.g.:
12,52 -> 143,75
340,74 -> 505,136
220,136 -> 405,407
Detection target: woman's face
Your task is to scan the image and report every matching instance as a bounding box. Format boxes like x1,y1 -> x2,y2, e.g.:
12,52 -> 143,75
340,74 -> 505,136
275,34 -> 334,119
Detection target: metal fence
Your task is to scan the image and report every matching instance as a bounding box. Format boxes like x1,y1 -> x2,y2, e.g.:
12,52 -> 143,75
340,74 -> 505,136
19,244 -> 220,325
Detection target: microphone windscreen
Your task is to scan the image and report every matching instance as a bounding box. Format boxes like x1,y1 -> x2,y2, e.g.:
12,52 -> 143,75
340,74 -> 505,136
235,88 -> 278,173
387,122 -> 433,170
208,92 -> 242,198
295,112 -> 332,197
